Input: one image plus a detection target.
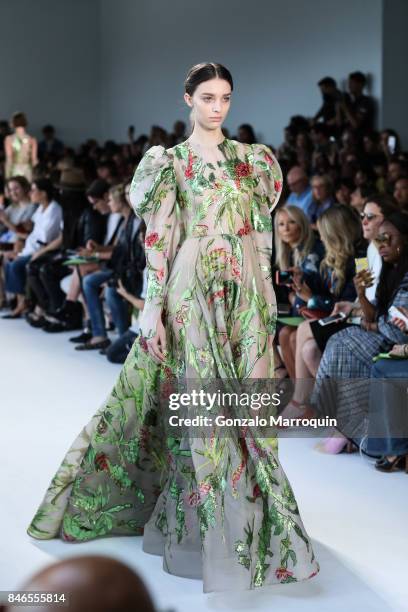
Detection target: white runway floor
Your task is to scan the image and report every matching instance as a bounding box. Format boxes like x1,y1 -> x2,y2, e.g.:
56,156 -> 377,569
1,319 -> 407,611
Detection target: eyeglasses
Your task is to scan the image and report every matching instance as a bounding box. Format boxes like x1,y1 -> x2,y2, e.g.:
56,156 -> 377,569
360,212 -> 381,221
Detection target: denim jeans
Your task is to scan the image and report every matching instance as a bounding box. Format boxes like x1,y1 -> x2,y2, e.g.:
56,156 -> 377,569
82,269 -> 113,338
105,286 -> 131,336
5,255 -> 31,294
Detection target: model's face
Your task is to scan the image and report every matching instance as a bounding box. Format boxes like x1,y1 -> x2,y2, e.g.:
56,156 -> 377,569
277,210 -> 301,245
361,202 -> 384,241
184,78 -> 231,131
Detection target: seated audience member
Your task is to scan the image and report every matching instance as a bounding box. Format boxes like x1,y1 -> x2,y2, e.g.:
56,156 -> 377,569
333,194 -> 398,319
312,211 -> 408,453
38,124 -> 64,161
0,176 -> 36,241
334,178 -> 354,206
339,71 -> 375,136
170,119 -> 187,145
0,555 -> 157,612
274,205 -> 324,379
105,247 -> 147,364
387,158 -> 407,190
44,179 -> 122,333
25,169 -> 106,327
2,179 -> 62,318
237,123 -> 256,145
366,333 -> 408,472
280,205 -> 359,418
350,184 -> 374,215
286,166 -> 313,214
394,177 -> 408,210
76,183 -> 139,351
308,174 -> 335,224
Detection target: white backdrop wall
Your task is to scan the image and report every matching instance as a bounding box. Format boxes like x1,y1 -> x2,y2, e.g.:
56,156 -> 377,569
100,0 -> 383,147
0,0 -> 390,147
0,0 -> 101,146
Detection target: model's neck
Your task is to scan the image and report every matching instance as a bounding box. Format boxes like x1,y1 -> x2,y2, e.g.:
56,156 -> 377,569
188,124 -> 225,147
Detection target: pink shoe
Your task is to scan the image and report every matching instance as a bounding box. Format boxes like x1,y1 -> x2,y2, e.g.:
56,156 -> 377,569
322,435 -> 348,454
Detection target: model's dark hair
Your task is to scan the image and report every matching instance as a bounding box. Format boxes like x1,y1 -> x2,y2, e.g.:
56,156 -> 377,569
11,111 -> 28,128
376,212 -> 408,317
184,63 -> 233,96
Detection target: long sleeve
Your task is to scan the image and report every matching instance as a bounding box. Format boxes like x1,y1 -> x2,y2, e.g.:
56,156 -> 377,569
129,145 -> 183,339
249,144 -> 283,292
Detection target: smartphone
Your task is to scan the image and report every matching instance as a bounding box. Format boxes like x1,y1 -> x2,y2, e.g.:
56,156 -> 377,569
389,306 -> 408,328
318,312 -> 347,326
355,257 -> 369,273
275,270 -> 293,286
388,135 -> 396,155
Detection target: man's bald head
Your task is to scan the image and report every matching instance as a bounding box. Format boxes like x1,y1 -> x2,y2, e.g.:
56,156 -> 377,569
287,166 -> 309,195
2,555 -> 156,612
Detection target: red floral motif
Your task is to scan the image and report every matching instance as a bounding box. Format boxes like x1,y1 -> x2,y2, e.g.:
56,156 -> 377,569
139,335 -> 148,352
145,232 -> 159,248
208,288 -> 226,304
249,438 -> 267,458
199,482 -> 212,496
187,491 -> 201,507
156,268 -> 164,281
237,217 -> 252,236
61,530 -> 76,542
308,570 -> 319,578
95,453 -> 109,472
235,162 -> 252,178
175,304 -> 190,324
235,179 -> 241,189
139,426 -> 149,452
274,180 -> 282,192
184,151 -> 195,179
275,567 -> 294,581
252,484 -> 262,498
264,152 -> 275,166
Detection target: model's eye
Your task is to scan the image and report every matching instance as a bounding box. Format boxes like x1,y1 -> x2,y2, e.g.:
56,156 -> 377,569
203,97 -> 212,102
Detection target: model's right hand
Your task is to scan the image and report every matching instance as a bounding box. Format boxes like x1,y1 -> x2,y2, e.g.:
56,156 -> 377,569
147,317 -> 167,363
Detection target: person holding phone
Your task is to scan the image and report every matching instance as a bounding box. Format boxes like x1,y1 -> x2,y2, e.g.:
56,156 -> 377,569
312,211 -> 408,453
273,205 -> 324,378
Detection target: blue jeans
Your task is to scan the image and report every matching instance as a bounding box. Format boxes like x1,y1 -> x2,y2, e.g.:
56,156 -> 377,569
105,286 -> 130,336
366,358 -> 408,456
82,269 -> 113,338
5,255 -> 31,294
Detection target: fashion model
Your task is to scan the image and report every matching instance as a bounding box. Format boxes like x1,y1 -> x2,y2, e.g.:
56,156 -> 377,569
28,62 -> 320,593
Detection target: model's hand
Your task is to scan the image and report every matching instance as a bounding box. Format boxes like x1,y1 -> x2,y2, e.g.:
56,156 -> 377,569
147,317 -> 167,363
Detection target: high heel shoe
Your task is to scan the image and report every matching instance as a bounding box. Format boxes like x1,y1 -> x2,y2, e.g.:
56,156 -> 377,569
375,454 -> 408,473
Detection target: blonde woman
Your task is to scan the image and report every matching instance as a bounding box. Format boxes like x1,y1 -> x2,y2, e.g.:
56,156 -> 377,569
280,205 -> 359,418
274,205 -> 324,378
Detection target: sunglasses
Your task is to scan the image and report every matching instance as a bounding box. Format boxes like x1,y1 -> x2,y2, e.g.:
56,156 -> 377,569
360,212 -> 381,221
373,232 -> 396,246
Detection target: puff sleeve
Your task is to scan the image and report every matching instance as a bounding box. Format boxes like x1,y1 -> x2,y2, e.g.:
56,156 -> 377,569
249,143 -> 283,286
129,145 -> 183,339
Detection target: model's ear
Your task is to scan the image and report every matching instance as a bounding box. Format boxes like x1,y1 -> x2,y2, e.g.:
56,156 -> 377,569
183,92 -> 192,108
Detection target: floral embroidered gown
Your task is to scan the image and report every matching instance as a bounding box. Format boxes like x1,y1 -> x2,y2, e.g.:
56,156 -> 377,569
27,137 -> 320,592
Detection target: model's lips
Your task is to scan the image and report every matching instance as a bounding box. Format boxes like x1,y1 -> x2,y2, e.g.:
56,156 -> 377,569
209,117 -> 222,121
